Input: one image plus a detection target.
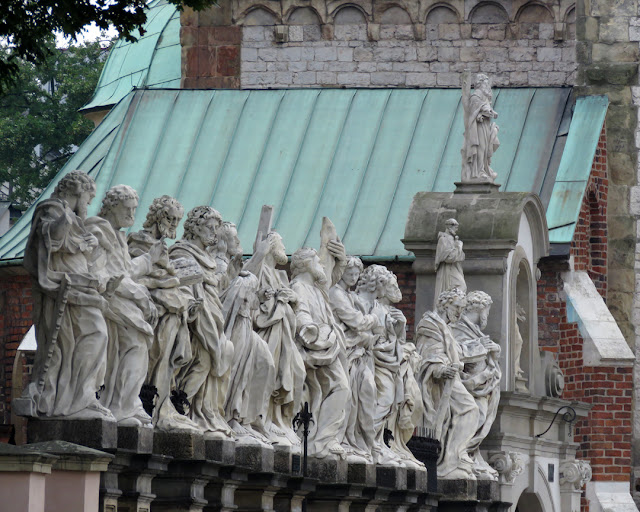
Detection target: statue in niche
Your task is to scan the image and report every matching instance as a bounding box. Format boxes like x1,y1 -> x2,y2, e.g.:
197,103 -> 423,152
290,223 -> 349,459
221,271 -> 276,446
86,185 -> 163,427
415,287 -> 480,480
244,230 -> 305,450
211,221 -> 243,294
18,170 -> 116,421
461,72 -> 500,183
434,218 -> 466,302
128,196 -> 201,432
514,303 -> 528,392
356,265 -> 405,467
170,206 -> 235,438
329,256 -> 380,463
450,291 -> 501,480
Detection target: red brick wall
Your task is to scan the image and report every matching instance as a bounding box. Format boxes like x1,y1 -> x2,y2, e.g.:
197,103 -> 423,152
385,262 -> 417,341
538,125 -> 631,509
570,124 -> 608,300
0,273 -> 33,425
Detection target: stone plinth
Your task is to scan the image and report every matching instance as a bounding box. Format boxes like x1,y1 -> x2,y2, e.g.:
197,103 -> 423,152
307,457 -> 348,483
235,444 -> 274,473
153,431 -> 205,460
118,425 -> 153,453
27,418 -> 117,450
205,438 -> 235,465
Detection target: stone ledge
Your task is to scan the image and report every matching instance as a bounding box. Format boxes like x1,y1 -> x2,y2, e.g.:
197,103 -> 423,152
27,418 -> 117,451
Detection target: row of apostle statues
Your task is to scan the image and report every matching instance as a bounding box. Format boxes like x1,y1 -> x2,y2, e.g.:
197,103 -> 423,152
17,170 -> 502,480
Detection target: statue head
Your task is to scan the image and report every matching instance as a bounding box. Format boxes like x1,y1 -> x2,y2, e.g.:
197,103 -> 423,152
436,287 -> 467,324
474,73 -> 492,97
52,170 -> 96,220
340,256 -> 364,288
183,206 -> 222,248
291,247 -> 326,285
445,218 -> 459,236
215,221 -> 243,258
380,268 -> 402,304
465,290 -> 493,329
143,196 -> 184,240
99,184 -> 139,230
356,264 -> 390,299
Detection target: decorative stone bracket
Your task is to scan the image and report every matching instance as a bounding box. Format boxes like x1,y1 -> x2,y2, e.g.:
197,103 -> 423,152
489,451 -> 525,484
560,460 -> 592,490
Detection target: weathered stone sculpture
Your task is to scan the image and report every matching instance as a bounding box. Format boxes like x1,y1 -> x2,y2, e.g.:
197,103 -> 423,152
211,221 -> 243,293
244,230 -> 305,449
290,238 -> 349,459
415,288 -> 480,479
450,291 -> 501,480
434,218 -> 466,302
86,185 -> 160,427
329,256 -> 379,463
221,271 -> 276,446
128,196 -> 201,432
461,72 -> 500,183
171,206 -> 235,438
18,170 -> 115,421
356,265 -> 405,466
514,303 -> 528,392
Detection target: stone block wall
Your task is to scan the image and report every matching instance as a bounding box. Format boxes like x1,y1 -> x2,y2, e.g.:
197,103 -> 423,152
240,1 -> 577,89
0,274 -> 32,425
571,124 -> 608,299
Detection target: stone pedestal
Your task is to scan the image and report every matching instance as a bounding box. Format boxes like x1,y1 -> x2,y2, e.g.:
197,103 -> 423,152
307,457 -> 348,483
437,479 -> 509,512
27,418 -> 117,450
205,438 -> 236,465
116,453 -> 170,512
235,444 -> 274,473
153,431 -> 205,460
118,425 -> 153,453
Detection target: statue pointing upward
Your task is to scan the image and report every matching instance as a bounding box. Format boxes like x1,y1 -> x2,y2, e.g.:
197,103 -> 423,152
461,72 -> 500,183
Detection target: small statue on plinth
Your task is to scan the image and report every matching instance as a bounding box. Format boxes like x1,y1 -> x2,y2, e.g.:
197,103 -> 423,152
514,303 -> 529,392
434,218 -> 466,302
461,72 -> 500,184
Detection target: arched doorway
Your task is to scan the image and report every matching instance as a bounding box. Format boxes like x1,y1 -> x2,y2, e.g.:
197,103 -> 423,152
516,491 -> 545,512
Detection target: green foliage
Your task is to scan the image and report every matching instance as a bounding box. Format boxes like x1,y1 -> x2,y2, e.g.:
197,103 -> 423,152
0,39 -> 107,209
0,0 -> 217,92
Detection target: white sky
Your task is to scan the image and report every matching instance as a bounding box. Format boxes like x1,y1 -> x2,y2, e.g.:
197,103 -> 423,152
56,23 -> 118,48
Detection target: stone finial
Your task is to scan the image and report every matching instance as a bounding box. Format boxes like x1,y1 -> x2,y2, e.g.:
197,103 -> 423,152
560,460 -> 592,490
461,72 -> 500,184
489,451 -> 525,484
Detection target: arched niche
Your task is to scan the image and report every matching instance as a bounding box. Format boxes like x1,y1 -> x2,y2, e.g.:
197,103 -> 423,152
564,5 -> 576,39
514,464 -> 558,512
469,2 -> 509,23
380,6 -> 412,24
509,248 -> 533,393
425,4 -> 459,24
243,7 -> 278,26
288,7 -> 322,25
517,3 -> 554,23
334,5 -> 368,24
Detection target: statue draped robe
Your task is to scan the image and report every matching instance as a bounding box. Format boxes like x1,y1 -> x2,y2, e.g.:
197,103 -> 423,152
462,90 -> 500,182
434,231 -> 466,300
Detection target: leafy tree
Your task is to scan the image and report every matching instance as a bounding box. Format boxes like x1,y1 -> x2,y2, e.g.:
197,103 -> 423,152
0,0 -> 217,92
0,39 -> 108,209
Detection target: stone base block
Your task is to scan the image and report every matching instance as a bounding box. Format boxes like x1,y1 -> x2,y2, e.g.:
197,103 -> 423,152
235,444 -> 274,472
118,425 -> 153,453
27,418 -> 117,450
438,478 -> 478,500
407,467 -> 428,491
347,462 -> 376,486
376,465 -> 407,490
307,457 -> 348,483
477,479 -> 500,501
274,445 -> 292,474
153,431 -> 205,459
205,438 -> 236,465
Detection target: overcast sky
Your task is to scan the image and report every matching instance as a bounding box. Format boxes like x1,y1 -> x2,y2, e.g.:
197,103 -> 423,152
56,23 -> 118,48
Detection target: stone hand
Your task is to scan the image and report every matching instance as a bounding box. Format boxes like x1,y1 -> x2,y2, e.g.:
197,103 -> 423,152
148,239 -> 168,265
299,324 -> 319,344
104,274 -> 124,297
327,239 -> 346,262
277,287 -> 295,303
82,233 -> 99,252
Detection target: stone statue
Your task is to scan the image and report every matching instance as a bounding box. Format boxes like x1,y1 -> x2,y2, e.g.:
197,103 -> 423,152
329,256 -> 379,463
171,206 -> 235,438
211,221 -> 243,293
86,185 -> 162,427
434,218 -> 466,302
415,287 -> 480,479
128,196 -> 201,432
244,230 -> 305,449
221,271 -> 276,446
514,303 -> 528,392
18,170 -> 116,421
450,291 -> 501,480
290,240 -> 350,459
356,265 -> 405,466
461,72 -> 499,183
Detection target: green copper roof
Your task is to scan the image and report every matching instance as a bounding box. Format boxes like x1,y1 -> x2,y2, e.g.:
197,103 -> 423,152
80,0 -> 180,112
0,88 -> 606,263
